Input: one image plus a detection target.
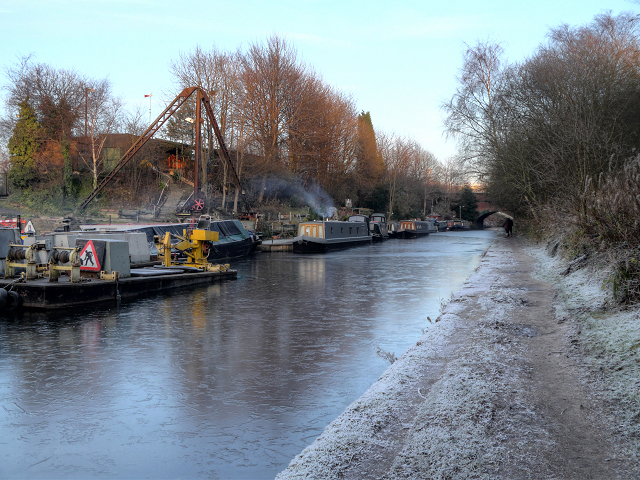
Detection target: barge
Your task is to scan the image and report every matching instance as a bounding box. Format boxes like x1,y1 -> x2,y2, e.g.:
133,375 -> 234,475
292,219 -> 371,253
396,220 -> 436,239
0,226 -> 237,311
0,267 -> 236,311
79,216 -> 260,261
387,221 -> 401,238
445,219 -> 471,231
369,213 -> 389,241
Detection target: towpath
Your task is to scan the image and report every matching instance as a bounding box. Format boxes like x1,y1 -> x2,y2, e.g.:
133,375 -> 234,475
276,235 -> 638,479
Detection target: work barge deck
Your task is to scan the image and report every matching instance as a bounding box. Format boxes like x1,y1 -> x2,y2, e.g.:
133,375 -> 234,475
0,225 -> 238,312
0,268 -> 237,310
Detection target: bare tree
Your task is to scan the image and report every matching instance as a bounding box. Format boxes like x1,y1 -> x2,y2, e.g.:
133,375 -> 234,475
444,12 -> 640,219
2,55 -> 84,144
379,133 -> 409,218
443,40 -> 506,179
241,35 -> 311,202
170,45 -> 246,205
78,79 -> 123,189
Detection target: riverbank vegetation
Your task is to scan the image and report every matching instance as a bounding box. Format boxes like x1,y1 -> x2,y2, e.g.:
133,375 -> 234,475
0,40 -> 468,221
444,11 -> 640,305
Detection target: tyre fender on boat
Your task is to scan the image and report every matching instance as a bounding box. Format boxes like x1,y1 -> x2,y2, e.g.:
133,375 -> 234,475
5,291 -> 21,312
0,288 -> 7,309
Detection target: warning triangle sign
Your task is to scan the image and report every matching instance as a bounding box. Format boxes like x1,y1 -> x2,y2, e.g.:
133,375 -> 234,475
79,240 -> 101,271
24,221 -> 35,234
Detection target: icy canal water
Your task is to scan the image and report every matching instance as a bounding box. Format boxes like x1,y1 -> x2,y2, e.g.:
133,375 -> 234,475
0,229 -> 496,479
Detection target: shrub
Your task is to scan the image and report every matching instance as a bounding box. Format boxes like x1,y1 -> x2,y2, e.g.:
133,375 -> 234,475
583,156 -> 640,248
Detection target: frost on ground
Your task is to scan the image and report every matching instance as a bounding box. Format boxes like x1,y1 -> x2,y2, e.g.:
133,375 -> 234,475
276,235 -> 640,480
529,241 -> 640,451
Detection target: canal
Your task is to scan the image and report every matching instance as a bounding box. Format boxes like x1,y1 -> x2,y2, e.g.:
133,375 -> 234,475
0,230 -> 496,479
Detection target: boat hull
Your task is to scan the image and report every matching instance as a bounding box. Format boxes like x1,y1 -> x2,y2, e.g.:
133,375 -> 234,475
398,230 -> 429,239
292,236 -> 371,253
82,219 -> 259,261
396,220 -> 437,239
0,269 -> 237,311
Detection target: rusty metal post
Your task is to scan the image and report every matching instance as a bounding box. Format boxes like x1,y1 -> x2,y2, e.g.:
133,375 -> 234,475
194,89 -> 202,201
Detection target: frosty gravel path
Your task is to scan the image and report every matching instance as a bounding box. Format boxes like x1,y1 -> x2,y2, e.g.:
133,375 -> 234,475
276,235 -> 639,479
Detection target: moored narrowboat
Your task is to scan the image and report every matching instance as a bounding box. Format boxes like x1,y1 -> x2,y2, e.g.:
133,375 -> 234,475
80,216 -> 259,261
445,220 -> 471,231
369,213 -> 389,241
396,220 -> 435,239
387,221 -> 401,238
292,220 -> 372,253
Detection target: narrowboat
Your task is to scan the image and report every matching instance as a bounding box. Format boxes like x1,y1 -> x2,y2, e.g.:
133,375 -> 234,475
445,220 -> 471,231
292,219 -> 372,253
369,213 -> 389,241
426,220 -> 438,233
79,216 -> 260,261
387,221 -> 401,238
396,220 -> 435,239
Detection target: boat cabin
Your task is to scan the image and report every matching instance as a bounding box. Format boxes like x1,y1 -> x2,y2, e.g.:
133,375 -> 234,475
294,220 -> 372,253
298,221 -> 370,239
397,220 -> 434,238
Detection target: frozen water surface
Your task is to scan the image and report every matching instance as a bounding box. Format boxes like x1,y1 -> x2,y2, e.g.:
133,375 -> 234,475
0,230 -> 495,479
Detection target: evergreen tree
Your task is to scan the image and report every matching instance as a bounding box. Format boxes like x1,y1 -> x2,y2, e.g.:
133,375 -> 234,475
356,111 -> 383,179
356,111 -> 384,206
8,100 -> 40,188
455,185 -> 478,221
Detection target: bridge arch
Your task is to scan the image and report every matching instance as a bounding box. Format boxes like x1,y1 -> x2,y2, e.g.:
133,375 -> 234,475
474,210 -> 513,229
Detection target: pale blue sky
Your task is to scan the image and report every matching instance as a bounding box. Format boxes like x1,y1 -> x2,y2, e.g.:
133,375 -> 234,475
1,0 -> 635,160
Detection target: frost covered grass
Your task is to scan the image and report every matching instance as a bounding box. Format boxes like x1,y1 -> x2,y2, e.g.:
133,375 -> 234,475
383,360 -> 501,479
528,243 -> 640,454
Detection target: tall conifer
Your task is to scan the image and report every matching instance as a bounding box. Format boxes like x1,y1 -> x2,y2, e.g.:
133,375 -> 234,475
8,100 -> 40,188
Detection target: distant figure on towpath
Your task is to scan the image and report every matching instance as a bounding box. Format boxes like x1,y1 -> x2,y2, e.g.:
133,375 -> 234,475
503,217 -> 514,237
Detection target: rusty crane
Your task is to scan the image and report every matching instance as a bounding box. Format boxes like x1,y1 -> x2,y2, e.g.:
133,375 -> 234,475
76,86 -> 247,214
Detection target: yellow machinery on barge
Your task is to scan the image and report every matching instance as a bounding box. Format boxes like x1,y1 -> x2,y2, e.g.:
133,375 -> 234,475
0,227 -> 237,311
156,228 -> 230,272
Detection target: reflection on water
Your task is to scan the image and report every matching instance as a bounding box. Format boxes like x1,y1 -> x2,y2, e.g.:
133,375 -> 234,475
0,230 -> 495,479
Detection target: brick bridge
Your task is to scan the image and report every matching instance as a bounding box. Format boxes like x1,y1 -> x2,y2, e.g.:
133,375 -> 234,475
474,193 -> 511,229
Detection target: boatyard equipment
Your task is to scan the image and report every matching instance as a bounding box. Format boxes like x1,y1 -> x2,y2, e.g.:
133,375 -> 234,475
5,244 -> 43,281
47,247 -> 82,283
76,86 -> 251,215
0,230 -> 237,311
157,229 -> 230,272
6,244 -> 83,283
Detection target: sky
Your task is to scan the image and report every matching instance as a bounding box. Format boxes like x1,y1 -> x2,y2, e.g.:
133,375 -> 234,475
0,0 -> 636,161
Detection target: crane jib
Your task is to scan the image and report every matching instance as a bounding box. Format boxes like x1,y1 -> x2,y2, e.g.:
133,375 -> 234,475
76,87 -> 249,213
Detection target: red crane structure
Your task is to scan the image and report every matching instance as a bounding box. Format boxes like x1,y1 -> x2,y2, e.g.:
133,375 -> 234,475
76,86 -> 246,214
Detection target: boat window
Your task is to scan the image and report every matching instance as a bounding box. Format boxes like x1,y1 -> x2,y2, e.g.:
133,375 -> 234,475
330,227 -> 333,234
349,227 -> 353,235
305,226 -> 311,236
341,227 -> 343,233
318,225 -> 323,238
